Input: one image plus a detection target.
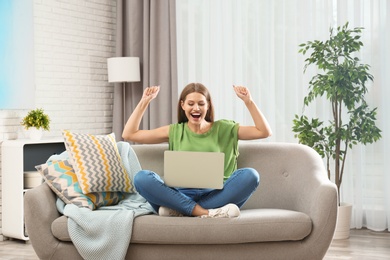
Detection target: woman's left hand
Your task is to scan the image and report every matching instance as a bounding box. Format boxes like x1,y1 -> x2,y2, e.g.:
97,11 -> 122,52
233,85 -> 273,140
233,85 -> 252,103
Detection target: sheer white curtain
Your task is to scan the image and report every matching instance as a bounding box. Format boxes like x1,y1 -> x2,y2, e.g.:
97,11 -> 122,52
176,0 -> 390,231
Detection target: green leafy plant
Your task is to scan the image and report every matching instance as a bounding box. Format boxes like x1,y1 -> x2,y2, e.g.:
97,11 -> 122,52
21,108 -> 50,131
292,22 -> 381,204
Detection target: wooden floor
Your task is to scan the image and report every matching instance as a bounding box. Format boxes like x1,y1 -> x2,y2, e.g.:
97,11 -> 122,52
324,229 -> 390,260
0,229 -> 389,259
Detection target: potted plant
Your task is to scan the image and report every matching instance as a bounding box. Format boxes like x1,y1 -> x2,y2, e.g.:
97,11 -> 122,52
292,22 -> 382,239
21,108 -> 51,140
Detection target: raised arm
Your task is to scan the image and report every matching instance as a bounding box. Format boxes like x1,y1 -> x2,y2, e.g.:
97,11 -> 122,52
233,85 -> 272,140
122,86 -> 170,144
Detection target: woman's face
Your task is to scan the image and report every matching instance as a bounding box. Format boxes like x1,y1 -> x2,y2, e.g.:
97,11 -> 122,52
181,92 -> 209,124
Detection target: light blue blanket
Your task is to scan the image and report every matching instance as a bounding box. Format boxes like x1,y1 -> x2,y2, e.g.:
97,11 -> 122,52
52,142 -> 154,260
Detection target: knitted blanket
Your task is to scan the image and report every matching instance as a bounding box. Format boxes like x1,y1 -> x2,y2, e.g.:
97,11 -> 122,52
57,142 -> 153,260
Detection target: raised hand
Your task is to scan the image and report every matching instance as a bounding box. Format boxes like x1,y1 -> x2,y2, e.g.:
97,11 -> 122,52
233,85 -> 252,103
142,86 -> 160,103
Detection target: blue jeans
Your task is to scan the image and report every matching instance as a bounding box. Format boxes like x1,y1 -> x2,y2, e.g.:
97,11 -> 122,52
133,168 -> 260,216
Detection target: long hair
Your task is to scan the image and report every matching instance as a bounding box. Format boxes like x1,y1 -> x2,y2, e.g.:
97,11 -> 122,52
177,83 -> 215,123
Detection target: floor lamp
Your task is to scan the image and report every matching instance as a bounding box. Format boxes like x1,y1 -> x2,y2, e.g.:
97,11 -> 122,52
107,57 -> 141,126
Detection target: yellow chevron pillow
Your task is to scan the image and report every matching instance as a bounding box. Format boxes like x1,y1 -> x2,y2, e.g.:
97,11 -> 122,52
62,130 -> 134,194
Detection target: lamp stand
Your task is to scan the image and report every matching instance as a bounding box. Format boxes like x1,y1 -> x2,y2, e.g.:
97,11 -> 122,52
122,82 -> 126,127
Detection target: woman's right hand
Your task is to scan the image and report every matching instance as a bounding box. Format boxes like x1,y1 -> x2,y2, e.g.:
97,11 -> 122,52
142,86 -> 160,103
123,84 -> 169,143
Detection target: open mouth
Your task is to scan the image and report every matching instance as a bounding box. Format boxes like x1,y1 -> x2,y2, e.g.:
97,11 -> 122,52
191,113 -> 201,119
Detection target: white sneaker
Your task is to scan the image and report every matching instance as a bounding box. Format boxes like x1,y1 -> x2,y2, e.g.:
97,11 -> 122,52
202,203 -> 240,218
158,206 -> 184,217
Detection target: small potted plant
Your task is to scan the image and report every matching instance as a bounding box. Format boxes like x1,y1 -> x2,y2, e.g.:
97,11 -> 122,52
21,108 -> 50,140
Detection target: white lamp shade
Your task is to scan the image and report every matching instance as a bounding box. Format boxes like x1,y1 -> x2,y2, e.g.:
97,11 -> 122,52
107,57 -> 140,83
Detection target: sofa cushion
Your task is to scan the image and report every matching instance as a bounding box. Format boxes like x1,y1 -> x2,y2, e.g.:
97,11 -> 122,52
51,209 -> 311,243
62,130 -> 134,194
36,159 -> 125,210
131,209 -> 312,244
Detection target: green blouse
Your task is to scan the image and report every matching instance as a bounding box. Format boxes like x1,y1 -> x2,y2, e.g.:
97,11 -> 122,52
168,119 -> 239,181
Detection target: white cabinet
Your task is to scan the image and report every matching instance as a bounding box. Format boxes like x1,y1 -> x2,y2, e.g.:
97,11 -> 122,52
1,138 -> 65,241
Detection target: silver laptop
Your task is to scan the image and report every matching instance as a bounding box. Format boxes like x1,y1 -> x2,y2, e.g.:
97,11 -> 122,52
164,150 -> 225,189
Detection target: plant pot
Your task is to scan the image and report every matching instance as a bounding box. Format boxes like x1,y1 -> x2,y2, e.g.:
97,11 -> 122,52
28,128 -> 43,141
333,202 -> 353,240
24,171 -> 43,189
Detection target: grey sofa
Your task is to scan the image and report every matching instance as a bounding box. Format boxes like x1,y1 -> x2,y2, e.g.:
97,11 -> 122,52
24,142 -> 338,260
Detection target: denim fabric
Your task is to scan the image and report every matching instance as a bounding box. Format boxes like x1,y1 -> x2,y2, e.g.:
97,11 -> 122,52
133,168 -> 260,216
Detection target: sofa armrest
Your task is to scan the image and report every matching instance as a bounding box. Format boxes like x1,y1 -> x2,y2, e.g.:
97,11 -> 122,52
24,183 -> 62,259
238,142 -> 338,258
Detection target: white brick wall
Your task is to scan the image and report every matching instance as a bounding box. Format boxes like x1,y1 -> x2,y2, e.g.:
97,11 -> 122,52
0,0 -> 117,239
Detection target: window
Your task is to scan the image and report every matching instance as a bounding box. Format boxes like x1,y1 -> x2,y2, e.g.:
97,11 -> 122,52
176,0 -> 390,231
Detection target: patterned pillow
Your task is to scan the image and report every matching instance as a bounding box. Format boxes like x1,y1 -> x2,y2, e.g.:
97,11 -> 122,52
62,130 -> 134,194
36,160 -> 125,210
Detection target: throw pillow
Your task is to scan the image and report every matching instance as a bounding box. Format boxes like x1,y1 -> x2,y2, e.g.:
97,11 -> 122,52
36,160 -> 125,210
62,130 -> 134,194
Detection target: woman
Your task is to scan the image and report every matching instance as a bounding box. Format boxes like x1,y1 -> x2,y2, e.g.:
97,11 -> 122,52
123,83 -> 272,218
